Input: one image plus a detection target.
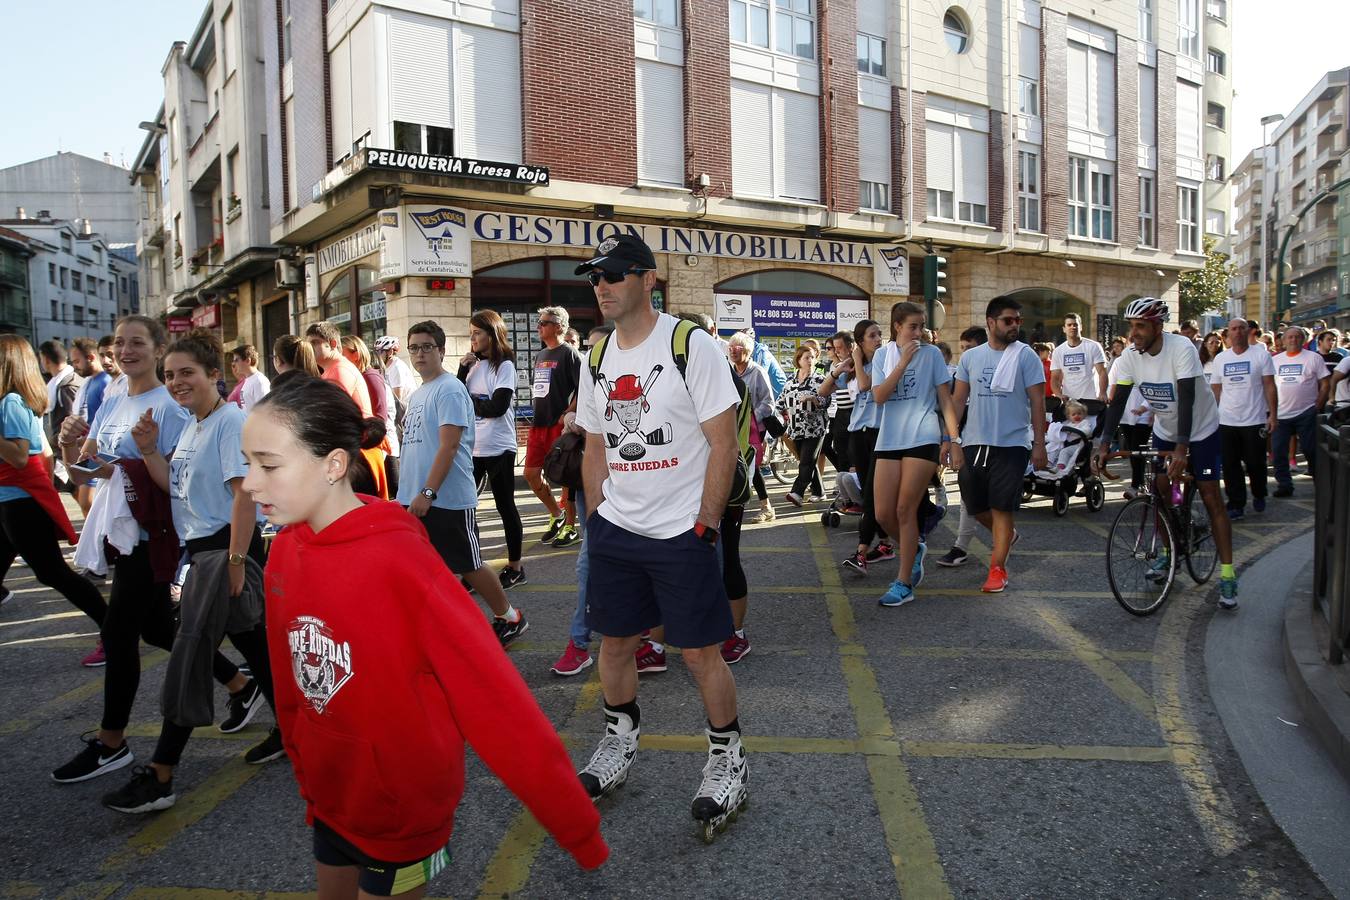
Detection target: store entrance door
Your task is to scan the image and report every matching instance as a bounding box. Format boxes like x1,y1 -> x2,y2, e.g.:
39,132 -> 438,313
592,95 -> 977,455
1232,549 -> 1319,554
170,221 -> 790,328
262,295 -> 290,378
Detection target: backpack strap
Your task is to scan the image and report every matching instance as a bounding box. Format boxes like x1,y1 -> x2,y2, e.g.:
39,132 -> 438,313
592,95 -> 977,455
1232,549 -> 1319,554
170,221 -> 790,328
669,317 -> 698,383
587,332 -> 611,387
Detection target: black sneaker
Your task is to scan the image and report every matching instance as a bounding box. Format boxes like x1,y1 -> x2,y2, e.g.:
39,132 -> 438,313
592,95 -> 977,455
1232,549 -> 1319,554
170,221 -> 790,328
498,567 -> 528,590
540,515 -> 563,544
935,547 -> 969,567
492,612 -> 529,648
1273,484 -> 1294,498
244,727 -> 286,765
51,733 -> 134,783
219,679 -> 264,734
102,766 -> 175,814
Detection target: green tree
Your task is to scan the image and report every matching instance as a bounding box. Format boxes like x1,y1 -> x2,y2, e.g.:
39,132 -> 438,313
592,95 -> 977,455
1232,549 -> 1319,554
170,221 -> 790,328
1178,235 -> 1237,322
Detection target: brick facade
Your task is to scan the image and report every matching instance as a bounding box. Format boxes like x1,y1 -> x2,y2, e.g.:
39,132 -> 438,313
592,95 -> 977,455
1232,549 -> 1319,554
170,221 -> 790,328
1041,9 -> 1068,242
1156,52 -> 1178,255
821,1 -> 859,212
1115,37 -> 1139,248
988,110 -> 1008,232
521,1 -> 636,187
895,88 -> 927,223
684,0 -> 732,197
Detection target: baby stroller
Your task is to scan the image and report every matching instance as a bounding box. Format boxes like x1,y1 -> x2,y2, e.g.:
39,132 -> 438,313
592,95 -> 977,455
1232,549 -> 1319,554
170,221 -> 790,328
1021,422 -> 1106,516
822,470 -> 867,527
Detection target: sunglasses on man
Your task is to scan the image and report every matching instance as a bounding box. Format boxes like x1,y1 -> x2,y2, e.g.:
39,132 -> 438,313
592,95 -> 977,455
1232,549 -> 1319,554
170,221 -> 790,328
586,267 -> 652,287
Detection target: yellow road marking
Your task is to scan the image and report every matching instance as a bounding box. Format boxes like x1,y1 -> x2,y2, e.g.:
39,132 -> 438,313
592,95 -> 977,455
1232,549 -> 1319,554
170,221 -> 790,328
475,674 -> 602,898
1033,607 -> 1155,720
101,757 -> 263,875
0,650 -> 168,736
121,890 -> 311,899
122,724 -> 258,742
55,883 -> 120,900
903,741 -> 1171,762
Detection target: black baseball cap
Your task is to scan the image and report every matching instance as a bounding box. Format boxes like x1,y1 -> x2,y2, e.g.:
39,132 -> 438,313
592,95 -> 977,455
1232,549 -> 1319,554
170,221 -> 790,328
574,234 -> 657,275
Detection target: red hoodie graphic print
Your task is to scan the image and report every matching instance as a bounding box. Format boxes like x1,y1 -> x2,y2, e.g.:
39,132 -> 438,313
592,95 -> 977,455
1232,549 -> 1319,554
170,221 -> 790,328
287,616 -> 354,714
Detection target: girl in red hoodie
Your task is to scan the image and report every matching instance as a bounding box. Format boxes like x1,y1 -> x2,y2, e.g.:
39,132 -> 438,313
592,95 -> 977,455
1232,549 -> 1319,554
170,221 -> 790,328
241,377 -> 606,898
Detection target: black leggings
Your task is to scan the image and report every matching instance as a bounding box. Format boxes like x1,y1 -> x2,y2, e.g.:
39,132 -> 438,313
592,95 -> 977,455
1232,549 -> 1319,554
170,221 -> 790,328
0,498 -> 106,625
1119,424 -> 1152,489
849,428 -> 888,547
473,451 -> 522,563
752,465 -> 768,501
790,434 -> 827,497
383,455 -> 400,500
720,505 -> 746,600
101,542 -> 243,733
823,410 -> 852,474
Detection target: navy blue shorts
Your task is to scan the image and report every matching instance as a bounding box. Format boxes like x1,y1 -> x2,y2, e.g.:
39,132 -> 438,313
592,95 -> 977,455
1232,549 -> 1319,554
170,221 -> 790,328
1151,430 -> 1222,481
585,513 -> 734,649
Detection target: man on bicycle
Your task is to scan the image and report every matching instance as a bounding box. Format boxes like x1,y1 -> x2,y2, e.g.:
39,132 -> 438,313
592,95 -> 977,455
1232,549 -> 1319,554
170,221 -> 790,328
1094,297 -> 1238,609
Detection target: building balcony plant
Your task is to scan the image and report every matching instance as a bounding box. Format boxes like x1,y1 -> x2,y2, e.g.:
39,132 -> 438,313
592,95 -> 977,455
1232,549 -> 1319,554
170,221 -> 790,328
225,194 -> 242,223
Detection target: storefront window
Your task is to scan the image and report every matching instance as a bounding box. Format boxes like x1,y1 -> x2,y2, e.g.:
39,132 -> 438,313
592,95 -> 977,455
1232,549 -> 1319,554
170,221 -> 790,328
322,271 -> 352,331
321,266 -> 387,344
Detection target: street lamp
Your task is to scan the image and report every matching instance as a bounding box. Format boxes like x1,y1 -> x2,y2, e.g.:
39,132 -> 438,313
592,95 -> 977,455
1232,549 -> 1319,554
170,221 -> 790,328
1257,113 -> 1284,328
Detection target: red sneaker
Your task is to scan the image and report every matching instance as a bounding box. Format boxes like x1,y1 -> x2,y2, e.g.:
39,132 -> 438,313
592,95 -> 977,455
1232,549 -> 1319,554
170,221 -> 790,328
981,565 -> 1009,593
81,640 -> 106,668
635,639 -> 667,673
720,632 -> 751,664
549,640 -> 593,677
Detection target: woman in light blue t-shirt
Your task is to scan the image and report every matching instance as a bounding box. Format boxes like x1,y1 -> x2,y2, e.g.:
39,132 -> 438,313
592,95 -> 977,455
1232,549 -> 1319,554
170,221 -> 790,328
863,302 -> 964,609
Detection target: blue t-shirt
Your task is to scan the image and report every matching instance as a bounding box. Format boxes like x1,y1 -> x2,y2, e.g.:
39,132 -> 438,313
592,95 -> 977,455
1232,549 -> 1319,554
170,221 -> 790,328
91,385 -> 193,462
79,371 -> 111,424
396,373 -> 477,511
955,342 -> 1046,448
170,403 -> 249,541
847,363 -> 881,432
0,393 -> 45,503
874,343 -> 949,451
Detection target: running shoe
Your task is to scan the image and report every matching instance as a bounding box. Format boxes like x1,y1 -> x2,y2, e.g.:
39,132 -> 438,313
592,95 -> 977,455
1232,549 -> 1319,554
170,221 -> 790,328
1253,496 -> 1267,513
499,567 -> 528,590
540,515 -> 563,544
51,733 -> 133,783
865,542 -> 896,563
635,639 -> 667,674
842,550 -> 868,574
493,612 -> 529,648
980,565 -> 1009,593
1227,506 -> 1245,522
841,503 -> 865,515
552,525 -> 581,548
102,766 -> 175,814
81,640 -> 106,668
911,541 -> 927,588
1145,554 -> 1171,583
935,547 -> 968,567
878,580 -> 915,607
551,640 -> 593,677
219,679 -> 264,734
751,498 -> 776,523
806,492 -> 825,503
785,492 -> 803,507
720,632 -> 751,664
244,727 -> 287,765
1123,487 -> 1140,500
1218,577 -> 1239,611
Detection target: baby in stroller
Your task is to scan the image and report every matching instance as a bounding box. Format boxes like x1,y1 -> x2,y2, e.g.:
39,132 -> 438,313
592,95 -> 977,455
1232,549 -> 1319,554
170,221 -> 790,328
1034,400 -> 1094,480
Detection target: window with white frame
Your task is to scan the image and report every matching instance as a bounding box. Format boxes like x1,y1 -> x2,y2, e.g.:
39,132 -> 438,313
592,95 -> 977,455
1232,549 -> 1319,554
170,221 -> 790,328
1178,183 -> 1200,252
1177,0 -> 1200,59
1206,0 -> 1226,20
1138,172 -> 1156,247
636,59 -> 685,186
1017,149 -> 1041,232
221,9 -> 236,75
1138,65 -> 1157,148
283,0 -> 293,63
1206,101 -> 1225,129
856,33 -> 885,76
1138,0 -> 1154,44
730,79 -> 819,201
858,106 -> 890,211
1018,23 -> 1039,116
729,0 -> 815,60
1176,80 -> 1202,158
634,0 -> 679,26
1067,38 -> 1115,137
1206,47 -> 1225,75
1205,209 -> 1226,235
1206,154 -> 1225,181
1069,156 -> 1114,240
926,120 -> 988,224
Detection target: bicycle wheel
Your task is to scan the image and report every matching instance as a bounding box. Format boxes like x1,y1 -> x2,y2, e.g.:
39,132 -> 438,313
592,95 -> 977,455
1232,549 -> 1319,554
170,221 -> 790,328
769,438 -> 793,484
1106,495 -> 1177,616
1184,485 -> 1218,585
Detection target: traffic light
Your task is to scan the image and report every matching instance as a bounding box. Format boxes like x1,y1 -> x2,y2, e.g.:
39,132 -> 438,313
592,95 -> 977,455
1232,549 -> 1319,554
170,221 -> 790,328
923,254 -> 948,303
1286,282 -> 1299,307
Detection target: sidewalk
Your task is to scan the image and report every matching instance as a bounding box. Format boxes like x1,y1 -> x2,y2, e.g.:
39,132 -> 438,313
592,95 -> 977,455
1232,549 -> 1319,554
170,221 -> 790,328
1206,532 -> 1350,896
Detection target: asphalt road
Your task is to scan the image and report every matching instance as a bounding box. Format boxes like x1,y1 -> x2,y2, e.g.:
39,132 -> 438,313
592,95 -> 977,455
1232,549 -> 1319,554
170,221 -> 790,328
0,470 -> 1332,899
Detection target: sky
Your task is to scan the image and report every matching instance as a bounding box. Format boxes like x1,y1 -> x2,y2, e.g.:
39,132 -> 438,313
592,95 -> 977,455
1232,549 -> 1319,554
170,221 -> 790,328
0,1 -> 1343,175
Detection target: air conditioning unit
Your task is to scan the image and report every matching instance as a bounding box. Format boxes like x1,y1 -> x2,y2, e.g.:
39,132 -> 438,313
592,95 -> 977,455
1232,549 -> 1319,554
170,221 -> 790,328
275,259 -> 303,288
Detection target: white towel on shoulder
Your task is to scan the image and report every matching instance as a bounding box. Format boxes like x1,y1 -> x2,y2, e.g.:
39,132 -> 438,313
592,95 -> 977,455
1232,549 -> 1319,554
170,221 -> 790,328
74,466 -> 138,577
991,341 -> 1031,394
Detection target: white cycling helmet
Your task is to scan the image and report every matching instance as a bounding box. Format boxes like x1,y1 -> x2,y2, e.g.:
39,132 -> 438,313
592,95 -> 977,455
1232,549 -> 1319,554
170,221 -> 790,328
374,335 -> 400,351
1123,297 -> 1169,323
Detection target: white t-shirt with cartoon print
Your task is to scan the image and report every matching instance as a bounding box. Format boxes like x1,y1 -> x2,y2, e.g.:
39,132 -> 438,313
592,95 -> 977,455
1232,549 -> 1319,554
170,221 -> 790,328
576,314 -> 739,540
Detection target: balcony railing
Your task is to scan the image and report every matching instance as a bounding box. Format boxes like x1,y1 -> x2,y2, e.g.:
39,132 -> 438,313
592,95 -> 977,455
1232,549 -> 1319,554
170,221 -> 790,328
0,256 -> 27,287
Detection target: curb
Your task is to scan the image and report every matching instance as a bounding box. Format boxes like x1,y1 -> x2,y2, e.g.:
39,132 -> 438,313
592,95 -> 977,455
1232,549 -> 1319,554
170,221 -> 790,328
1282,566 -> 1350,785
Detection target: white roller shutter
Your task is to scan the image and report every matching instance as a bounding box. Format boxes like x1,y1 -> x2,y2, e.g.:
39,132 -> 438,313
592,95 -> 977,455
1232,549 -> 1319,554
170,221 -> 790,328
1176,80 -> 1201,158
858,106 -> 890,186
1094,48 -> 1116,136
1018,23 -> 1039,80
777,89 -> 820,201
856,0 -> 887,35
456,24 -> 521,162
926,122 -> 954,193
958,127 -> 988,206
330,39 -> 352,158
636,59 -> 685,186
389,13 -> 452,129
731,80 -> 773,197
351,16 -> 375,146
1138,65 -> 1157,147
1067,41 -> 1089,130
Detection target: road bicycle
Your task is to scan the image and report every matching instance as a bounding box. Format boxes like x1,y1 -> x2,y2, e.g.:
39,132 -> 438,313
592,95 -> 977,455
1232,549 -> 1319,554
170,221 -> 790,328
1103,451 -> 1217,616
761,433 -> 795,485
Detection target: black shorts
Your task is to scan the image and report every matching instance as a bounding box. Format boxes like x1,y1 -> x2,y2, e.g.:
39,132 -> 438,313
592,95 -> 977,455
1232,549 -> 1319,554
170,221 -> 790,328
415,506 -> 483,574
874,443 -> 941,463
313,820 -> 450,897
585,513 -> 734,649
957,445 -> 1031,515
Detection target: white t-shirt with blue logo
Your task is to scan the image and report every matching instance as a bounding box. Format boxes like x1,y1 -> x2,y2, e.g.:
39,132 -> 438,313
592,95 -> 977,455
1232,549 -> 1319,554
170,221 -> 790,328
1210,346 -> 1274,428
955,343 -> 1046,448
1273,349 -> 1328,419
170,403 -> 248,541
873,342 -> 949,451
91,385 -> 193,465
396,373 -> 478,511
1050,338 -> 1106,400
1113,332 -> 1218,443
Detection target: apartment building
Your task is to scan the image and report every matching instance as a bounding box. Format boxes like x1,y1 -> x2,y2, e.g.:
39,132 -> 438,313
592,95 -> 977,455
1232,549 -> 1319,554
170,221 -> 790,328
0,227 -> 35,341
130,0 -> 283,340
1200,0 -> 1232,256
246,0 -> 1216,376
0,152 -> 139,247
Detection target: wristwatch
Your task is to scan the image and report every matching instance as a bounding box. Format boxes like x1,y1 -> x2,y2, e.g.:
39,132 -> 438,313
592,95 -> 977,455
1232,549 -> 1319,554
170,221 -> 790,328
227,553 -> 246,567
693,522 -> 719,544
420,487 -> 437,501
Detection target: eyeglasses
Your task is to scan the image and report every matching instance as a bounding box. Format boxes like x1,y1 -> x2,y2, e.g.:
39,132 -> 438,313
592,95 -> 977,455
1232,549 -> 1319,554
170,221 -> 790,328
407,343 -> 440,354
996,316 -> 1023,325
586,267 -> 651,287
537,319 -> 559,328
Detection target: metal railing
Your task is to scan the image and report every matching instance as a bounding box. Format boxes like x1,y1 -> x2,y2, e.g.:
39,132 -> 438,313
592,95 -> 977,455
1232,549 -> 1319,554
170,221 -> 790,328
1313,407 -> 1350,663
